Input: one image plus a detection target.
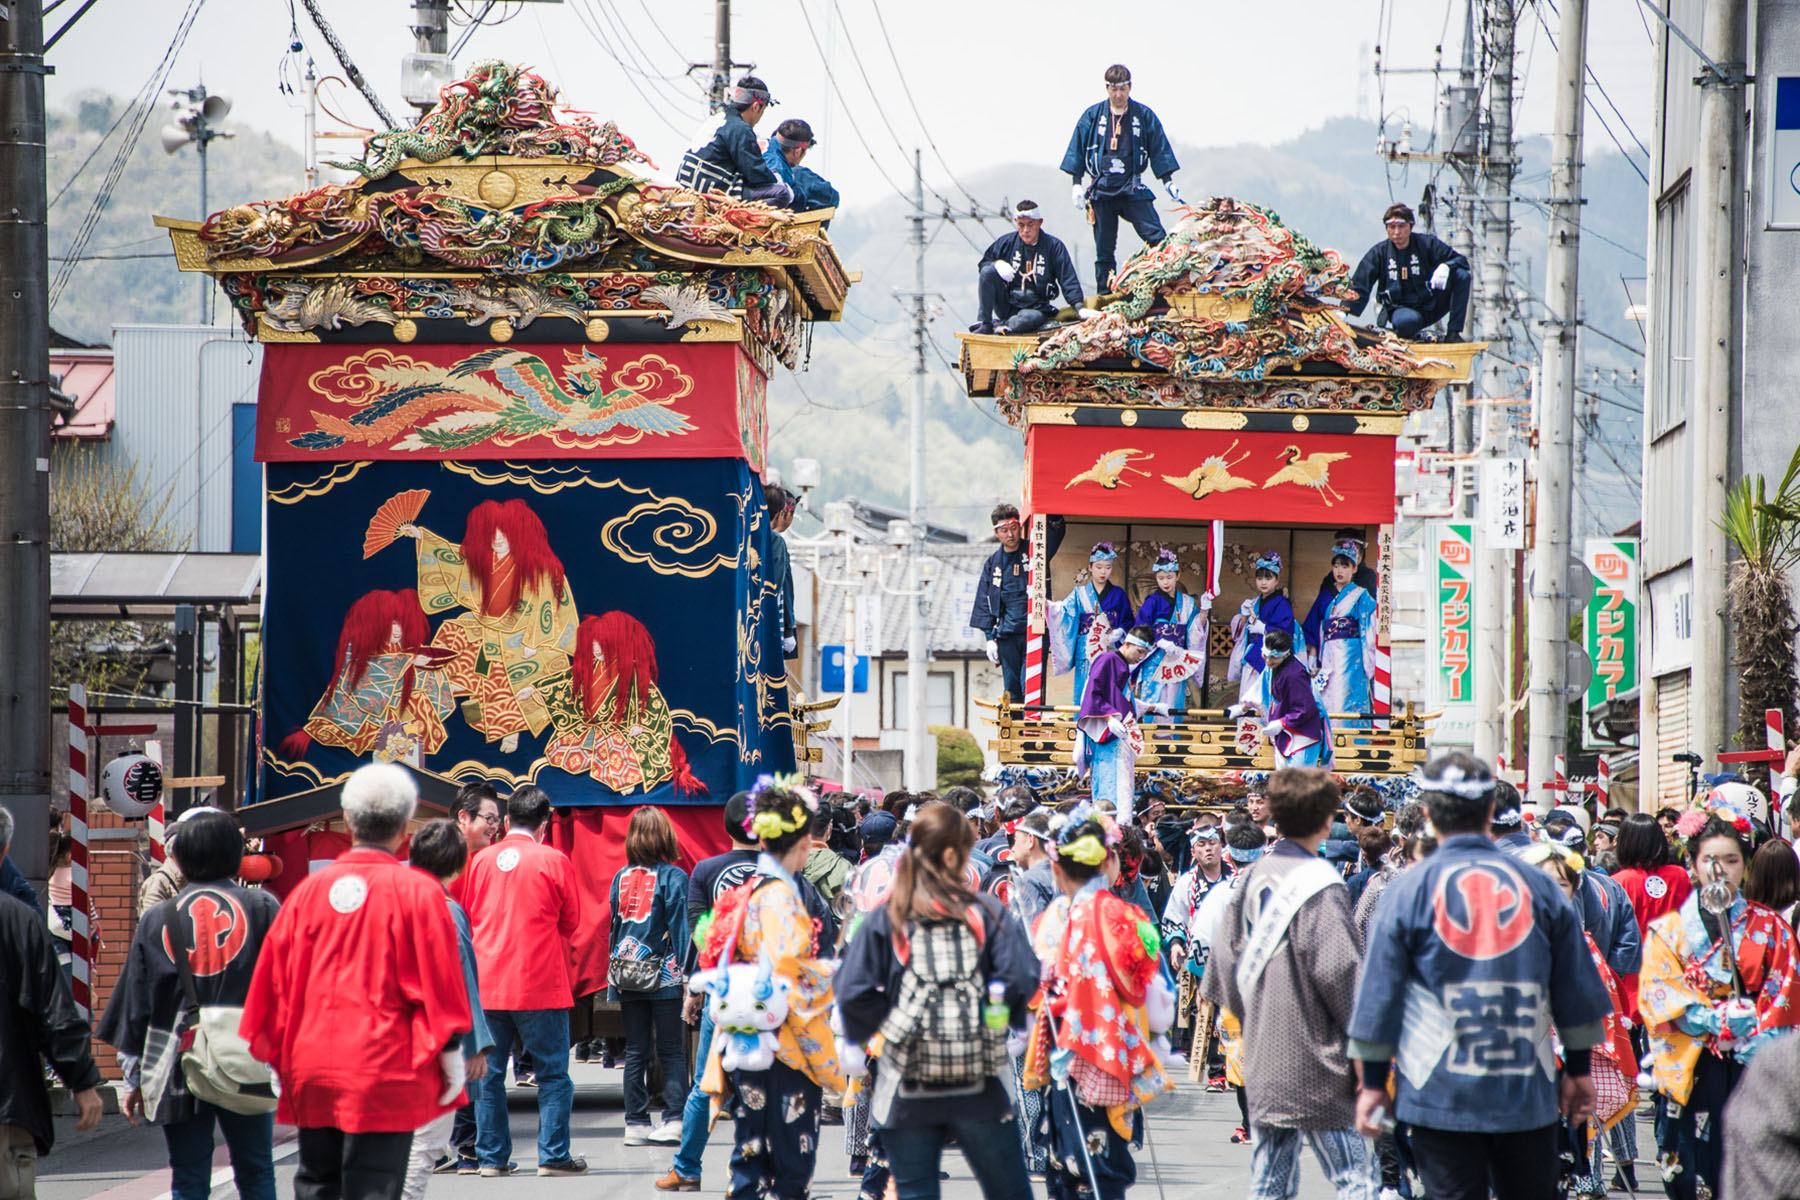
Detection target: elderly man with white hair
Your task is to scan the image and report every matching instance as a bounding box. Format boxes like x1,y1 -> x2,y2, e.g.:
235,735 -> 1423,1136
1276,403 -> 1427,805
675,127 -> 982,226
240,764 -> 471,1200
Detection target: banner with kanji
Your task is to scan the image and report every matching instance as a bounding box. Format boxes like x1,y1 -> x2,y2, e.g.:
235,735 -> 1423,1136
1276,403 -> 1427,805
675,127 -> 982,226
254,342 -> 768,471
1432,522 -> 1476,712
1025,427 -> 1397,524
1583,538 -> 1638,709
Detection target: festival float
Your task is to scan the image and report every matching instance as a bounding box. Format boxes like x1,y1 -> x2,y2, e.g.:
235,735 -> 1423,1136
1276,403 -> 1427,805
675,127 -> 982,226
960,198 -> 1476,804
157,61 -> 848,996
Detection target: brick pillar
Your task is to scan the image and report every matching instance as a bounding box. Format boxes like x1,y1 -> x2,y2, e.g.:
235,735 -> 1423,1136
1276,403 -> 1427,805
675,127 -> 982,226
83,806 -> 144,1081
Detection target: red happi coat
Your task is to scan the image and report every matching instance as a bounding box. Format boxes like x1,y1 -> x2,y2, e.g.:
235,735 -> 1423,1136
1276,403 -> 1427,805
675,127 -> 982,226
461,830 -> 582,1010
240,847 -> 471,1132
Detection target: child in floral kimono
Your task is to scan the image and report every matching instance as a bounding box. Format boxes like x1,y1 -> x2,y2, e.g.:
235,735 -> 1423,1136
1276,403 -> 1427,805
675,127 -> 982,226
1226,550 -> 1300,713
693,776 -> 844,1200
1024,806 -> 1174,1199
1639,795 -> 1800,1200
1301,538 -> 1378,728
1049,542 -> 1136,707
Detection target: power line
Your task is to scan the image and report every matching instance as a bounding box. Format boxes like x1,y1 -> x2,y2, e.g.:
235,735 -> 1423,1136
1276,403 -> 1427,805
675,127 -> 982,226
297,0 -> 398,128
565,0 -> 696,138
787,0 -> 913,202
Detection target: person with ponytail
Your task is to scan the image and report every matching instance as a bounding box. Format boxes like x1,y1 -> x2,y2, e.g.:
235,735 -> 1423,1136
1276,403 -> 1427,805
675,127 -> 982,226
1023,805 -> 1174,1200
833,803 -> 1040,1199
1639,791 -> 1800,1200
690,775 -> 842,1200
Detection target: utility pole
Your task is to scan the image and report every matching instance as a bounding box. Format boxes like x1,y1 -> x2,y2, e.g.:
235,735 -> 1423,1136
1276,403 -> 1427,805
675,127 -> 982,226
709,0 -> 730,111
0,0 -> 54,889
905,148 -> 931,791
1440,1 -> 1480,467
1528,0 -> 1587,809
1473,0 -> 1516,767
1688,0 -> 1746,763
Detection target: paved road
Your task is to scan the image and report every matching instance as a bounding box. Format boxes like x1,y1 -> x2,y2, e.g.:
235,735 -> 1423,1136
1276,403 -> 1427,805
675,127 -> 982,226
37,1063 -> 1651,1198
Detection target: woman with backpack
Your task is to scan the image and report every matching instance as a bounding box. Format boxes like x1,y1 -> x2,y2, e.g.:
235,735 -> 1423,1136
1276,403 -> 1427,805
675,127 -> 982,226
835,802 -> 1040,1200
98,810 -> 281,1200
609,806 -> 691,1146
691,775 -> 844,1200
1025,804 -> 1176,1200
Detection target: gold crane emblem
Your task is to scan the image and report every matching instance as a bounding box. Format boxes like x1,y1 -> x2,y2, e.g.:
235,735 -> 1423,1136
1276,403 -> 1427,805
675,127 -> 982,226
1160,439 -> 1256,500
1065,448 -> 1154,490
1263,444 -> 1352,505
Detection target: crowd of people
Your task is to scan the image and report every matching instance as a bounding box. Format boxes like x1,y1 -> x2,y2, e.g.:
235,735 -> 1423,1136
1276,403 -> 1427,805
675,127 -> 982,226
14,743 -> 1800,1199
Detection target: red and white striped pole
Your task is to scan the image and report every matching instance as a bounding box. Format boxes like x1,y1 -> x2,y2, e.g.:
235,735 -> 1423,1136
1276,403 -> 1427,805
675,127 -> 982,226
1594,756 -> 1611,809
1768,709 -> 1785,758
67,684 -> 91,1019
145,739 -> 166,865
1023,513 -> 1046,718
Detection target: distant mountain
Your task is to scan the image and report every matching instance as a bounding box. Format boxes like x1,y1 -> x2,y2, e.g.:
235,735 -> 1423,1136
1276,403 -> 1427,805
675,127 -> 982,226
46,102 -> 1645,536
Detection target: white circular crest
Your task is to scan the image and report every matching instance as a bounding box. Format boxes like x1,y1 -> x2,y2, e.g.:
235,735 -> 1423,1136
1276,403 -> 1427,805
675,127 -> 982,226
497,847 -> 522,873
1644,875 -> 1668,900
328,875 -> 369,914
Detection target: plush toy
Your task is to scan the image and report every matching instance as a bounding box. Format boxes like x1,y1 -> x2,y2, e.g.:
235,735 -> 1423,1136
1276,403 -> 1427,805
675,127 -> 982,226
689,956 -> 790,1072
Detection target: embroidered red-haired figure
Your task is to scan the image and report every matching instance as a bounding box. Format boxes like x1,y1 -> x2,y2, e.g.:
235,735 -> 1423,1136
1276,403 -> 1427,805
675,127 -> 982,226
544,612 -> 706,795
277,588 -> 455,762
394,497 -> 578,753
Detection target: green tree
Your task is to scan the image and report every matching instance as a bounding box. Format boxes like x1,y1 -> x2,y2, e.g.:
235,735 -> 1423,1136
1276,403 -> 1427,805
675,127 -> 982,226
1717,444 -> 1800,788
931,724 -> 984,791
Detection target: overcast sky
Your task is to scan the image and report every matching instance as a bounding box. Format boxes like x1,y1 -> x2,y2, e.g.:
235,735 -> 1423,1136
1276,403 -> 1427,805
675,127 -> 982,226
50,0 -> 1658,209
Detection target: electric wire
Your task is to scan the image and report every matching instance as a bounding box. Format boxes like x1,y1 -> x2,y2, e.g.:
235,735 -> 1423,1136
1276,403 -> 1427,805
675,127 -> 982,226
297,0 -> 398,128
565,0 -> 696,137
788,0 -> 915,203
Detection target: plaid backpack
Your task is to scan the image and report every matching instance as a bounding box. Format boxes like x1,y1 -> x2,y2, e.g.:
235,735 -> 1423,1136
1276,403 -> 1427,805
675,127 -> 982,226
876,905 -> 1008,1087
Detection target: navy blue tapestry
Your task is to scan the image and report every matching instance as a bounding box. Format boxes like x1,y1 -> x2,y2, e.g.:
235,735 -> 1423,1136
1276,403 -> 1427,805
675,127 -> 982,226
261,457 -> 792,806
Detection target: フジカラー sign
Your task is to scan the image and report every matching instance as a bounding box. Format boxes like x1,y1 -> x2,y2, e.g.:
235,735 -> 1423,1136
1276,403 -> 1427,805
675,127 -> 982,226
1433,522 -> 1476,706
1584,538 -> 1638,709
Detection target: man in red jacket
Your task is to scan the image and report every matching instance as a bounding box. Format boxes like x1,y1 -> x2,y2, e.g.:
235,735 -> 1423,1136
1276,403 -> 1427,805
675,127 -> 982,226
240,762 -> 471,1200
462,785 -> 584,1176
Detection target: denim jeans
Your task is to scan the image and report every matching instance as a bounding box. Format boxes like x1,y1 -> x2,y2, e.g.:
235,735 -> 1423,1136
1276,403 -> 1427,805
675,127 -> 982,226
621,994 -> 686,1126
162,1102 -> 276,1200
996,632 -> 1026,703
477,1008 -> 573,1168
976,264 -> 1052,333
671,1003 -> 715,1179
1247,1126 -> 1377,1200
883,1115 -> 1034,1200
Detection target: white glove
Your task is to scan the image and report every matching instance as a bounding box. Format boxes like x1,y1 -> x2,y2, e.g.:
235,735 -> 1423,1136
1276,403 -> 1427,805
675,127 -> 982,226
1226,704 -> 1246,720
781,635 -> 797,655
985,639 -> 1000,666
1165,179 -> 1185,204
993,260 -> 1016,283
1078,307 -> 1102,319
1430,262 -> 1450,290
1247,619 -> 1265,635
1151,702 -> 1173,717
1006,1029 -> 1030,1058
437,1047 -> 467,1105
1071,181 -> 1087,209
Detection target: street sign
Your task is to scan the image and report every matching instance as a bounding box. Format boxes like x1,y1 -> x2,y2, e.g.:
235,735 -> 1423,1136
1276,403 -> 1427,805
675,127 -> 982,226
1431,522 -> 1476,712
853,593 -> 882,657
1582,539 -> 1639,709
1480,457 -> 1527,549
1771,77 -> 1800,229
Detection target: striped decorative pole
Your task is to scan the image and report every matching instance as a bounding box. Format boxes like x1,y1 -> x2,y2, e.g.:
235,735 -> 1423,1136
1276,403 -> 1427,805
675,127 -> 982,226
145,739 -> 166,864
1769,708 -> 1785,757
1024,512 -> 1046,718
67,684 -> 91,1019
1554,753 -> 1568,805
1595,755 -> 1611,809
1372,526 -> 1393,729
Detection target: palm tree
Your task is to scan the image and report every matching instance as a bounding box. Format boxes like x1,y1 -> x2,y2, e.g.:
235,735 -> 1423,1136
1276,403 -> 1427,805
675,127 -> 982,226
1717,444 -> 1800,788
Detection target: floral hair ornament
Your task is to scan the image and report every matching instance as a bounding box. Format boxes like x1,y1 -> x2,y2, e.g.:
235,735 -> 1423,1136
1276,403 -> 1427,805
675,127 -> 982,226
1049,800 -> 1121,865
1151,548 -> 1181,574
1690,782 -> 1759,836
1059,834 -> 1109,866
1090,542 -> 1118,564
743,771 -> 819,841
1253,551 -> 1283,575
1330,538 -> 1363,566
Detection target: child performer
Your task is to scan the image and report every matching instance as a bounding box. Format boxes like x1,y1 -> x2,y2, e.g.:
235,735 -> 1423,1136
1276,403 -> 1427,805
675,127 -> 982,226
1131,548 -> 1207,721
1024,806 -> 1174,1200
1226,551 -> 1300,713
1248,629 -> 1331,769
1639,791 -> 1800,1200
1049,542 -> 1137,706
693,775 -> 844,1200
1301,538 -> 1378,728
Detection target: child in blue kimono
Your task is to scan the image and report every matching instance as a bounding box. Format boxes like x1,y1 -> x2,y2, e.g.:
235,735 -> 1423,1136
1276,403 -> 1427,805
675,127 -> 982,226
1131,548 -> 1207,721
1225,550 -> 1300,714
1302,538 -> 1378,727
1049,542 -> 1137,708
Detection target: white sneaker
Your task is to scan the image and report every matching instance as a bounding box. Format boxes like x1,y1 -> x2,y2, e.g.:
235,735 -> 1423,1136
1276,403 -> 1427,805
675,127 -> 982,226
646,1120 -> 681,1145
623,1126 -> 653,1146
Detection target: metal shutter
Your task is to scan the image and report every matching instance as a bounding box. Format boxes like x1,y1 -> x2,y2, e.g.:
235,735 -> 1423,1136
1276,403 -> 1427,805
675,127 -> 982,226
1654,673 -> 1691,807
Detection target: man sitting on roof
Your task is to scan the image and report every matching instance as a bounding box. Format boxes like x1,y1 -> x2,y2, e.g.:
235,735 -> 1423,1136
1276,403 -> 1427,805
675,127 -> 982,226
1344,202 -> 1470,343
969,201 -> 1093,336
677,76 -> 793,207
760,120 -> 838,216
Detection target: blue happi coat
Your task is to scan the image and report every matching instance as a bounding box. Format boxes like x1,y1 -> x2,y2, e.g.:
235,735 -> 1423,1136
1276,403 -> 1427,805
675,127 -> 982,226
1349,833 -> 1613,1134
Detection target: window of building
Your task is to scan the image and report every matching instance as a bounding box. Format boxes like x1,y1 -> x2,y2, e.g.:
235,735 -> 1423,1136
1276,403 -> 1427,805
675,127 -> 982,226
888,671 -> 954,730
1649,181 -> 1692,440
